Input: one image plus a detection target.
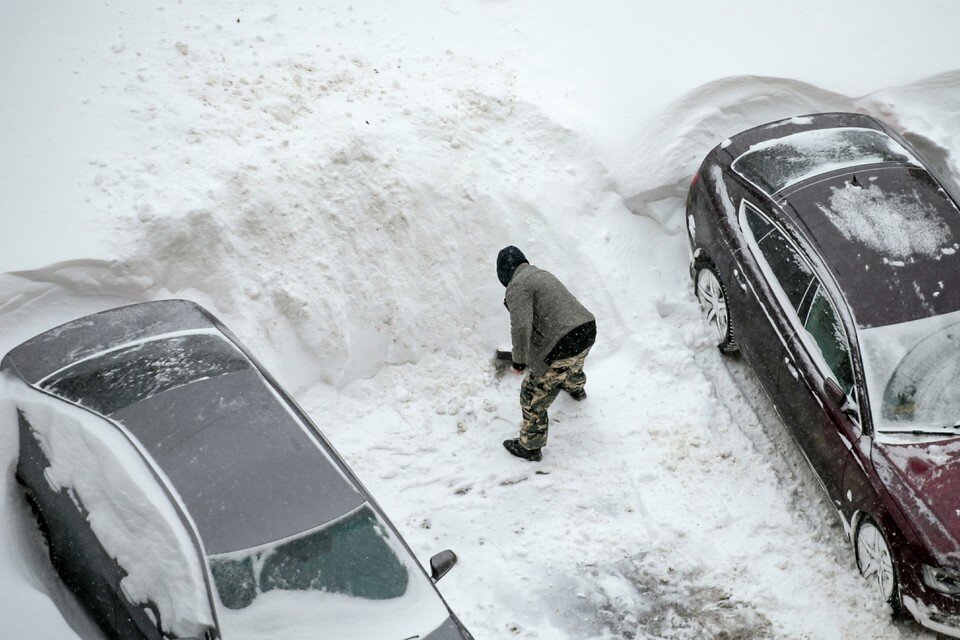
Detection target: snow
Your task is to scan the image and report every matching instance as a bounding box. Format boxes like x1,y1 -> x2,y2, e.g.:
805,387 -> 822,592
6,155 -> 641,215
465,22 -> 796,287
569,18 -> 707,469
819,182 -> 953,260
4,376 -> 213,638
733,127 -> 919,194
4,0 -> 960,638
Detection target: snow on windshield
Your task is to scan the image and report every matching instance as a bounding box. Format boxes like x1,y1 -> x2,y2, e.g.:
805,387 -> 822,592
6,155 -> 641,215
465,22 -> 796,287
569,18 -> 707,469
817,182 -> 952,260
859,308 -> 960,432
9,377 -> 214,637
733,127 -> 919,194
210,504 -> 449,640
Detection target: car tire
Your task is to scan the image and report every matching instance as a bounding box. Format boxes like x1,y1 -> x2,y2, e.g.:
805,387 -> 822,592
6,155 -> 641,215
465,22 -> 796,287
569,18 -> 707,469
694,261 -> 739,354
855,516 -> 901,614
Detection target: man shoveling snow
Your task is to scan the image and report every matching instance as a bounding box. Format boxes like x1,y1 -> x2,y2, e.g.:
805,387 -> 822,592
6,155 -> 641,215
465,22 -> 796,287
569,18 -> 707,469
497,246 -> 597,461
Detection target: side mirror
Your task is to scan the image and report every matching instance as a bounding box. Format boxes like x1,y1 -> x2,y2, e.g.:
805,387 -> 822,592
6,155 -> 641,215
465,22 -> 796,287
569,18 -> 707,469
430,549 -> 458,582
823,378 -> 859,420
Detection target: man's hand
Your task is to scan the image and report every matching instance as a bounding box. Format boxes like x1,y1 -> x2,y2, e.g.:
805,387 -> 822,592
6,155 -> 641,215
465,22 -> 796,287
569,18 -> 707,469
512,361 -> 526,373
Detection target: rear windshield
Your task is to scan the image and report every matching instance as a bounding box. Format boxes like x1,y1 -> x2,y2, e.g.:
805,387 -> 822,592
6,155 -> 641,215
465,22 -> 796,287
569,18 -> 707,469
733,128 -> 917,194
42,333 -> 251,415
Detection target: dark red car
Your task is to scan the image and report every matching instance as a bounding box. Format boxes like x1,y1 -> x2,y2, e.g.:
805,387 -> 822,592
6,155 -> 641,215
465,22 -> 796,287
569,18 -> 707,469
686,112 -> 960,636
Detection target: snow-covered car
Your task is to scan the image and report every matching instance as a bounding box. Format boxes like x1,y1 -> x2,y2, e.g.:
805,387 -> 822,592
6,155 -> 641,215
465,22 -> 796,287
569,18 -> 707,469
2,300 -> 472,640
686,112 -> 960,637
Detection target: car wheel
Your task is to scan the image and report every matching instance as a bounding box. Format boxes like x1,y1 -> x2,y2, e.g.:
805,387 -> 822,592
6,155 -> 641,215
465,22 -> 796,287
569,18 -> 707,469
855,516 -> 900,613
694,262 -> 738,354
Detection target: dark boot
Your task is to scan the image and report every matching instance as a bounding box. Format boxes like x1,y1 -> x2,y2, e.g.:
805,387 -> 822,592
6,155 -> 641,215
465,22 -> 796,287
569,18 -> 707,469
502,438 -> 542,462
568,388 -> 587,401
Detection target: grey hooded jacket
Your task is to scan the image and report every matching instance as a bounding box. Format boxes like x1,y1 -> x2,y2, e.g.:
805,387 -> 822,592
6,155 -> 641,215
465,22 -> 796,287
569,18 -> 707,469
506,263 -> 596,377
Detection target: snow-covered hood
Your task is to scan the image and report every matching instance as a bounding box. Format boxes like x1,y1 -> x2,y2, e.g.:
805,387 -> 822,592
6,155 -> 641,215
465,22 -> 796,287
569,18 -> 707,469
873,438 -> 960,566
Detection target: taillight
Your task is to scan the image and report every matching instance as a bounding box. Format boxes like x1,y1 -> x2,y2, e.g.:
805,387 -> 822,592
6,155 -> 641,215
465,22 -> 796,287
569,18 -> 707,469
690,172 -> 701,188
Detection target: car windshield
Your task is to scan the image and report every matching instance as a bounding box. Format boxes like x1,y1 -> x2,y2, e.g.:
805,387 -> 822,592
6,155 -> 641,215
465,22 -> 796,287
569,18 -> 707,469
733,127 -> 918,194
40,332 -> 251,415
860,308 -> 960,433
208,504 -> 450,640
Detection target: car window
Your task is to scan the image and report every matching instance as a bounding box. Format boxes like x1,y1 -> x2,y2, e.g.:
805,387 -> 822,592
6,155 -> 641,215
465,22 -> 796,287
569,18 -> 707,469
743,205 -> 815,312
41,333 -> 251,415
733,127 -> 918,194
804,285 -> 855,393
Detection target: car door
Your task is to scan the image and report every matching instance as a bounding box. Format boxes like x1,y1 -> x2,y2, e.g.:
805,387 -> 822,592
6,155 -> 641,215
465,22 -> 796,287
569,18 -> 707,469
17,398 -> 215,640
731,199 -> 815,417
778,281 -> 862,506
16,411 -> 126,636
734,203 -> 861,503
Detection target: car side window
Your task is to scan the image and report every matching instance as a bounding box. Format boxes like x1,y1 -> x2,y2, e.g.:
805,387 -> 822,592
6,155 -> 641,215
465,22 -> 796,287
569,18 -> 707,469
743,204 -> 815,312
804,285 -> 855,394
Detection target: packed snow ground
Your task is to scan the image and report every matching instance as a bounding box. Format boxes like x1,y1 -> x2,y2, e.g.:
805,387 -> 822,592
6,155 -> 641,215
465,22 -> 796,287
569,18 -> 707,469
5,1 -> 960,638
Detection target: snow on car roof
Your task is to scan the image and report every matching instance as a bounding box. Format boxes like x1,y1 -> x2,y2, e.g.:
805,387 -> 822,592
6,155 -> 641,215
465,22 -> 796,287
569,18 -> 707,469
783,165 -> 960,329
732,127 -> 920,195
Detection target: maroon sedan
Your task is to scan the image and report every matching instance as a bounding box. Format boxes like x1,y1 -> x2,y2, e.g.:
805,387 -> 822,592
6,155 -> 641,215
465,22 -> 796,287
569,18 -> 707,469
686,112 -> 960,636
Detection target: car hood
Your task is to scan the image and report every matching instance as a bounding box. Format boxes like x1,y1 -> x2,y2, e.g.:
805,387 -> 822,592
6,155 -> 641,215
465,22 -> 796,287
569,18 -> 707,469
424,616 -> 472,640
873,437 -> 960,566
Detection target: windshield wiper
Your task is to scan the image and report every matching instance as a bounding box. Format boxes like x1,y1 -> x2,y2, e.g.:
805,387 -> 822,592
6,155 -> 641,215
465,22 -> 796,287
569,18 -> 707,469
879,428 -> 960,436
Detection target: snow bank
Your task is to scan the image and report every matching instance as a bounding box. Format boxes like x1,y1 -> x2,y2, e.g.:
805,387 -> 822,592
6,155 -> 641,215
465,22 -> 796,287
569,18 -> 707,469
103,24 -> 614,393
9,378 -> 213,638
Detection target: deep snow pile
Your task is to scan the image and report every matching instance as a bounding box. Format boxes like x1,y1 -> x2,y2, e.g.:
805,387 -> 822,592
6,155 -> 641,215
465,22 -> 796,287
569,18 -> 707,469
5,1 -> 960,639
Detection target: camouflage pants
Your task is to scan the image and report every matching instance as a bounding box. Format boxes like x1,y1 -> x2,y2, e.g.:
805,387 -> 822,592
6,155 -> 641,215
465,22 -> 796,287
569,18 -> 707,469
518,348 -> 590,450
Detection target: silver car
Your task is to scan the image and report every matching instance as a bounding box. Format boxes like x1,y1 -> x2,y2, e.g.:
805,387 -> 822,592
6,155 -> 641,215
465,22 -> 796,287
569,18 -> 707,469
3,299 -> 471,640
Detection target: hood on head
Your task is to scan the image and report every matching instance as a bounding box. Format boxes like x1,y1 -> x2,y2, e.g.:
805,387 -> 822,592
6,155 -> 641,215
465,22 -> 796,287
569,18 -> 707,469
497,246 -> 528,287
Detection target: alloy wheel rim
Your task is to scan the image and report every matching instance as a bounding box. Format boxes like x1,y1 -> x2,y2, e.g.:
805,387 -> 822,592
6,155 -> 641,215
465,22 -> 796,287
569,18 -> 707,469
857,523 -> 895,602
696,269 -> 729,344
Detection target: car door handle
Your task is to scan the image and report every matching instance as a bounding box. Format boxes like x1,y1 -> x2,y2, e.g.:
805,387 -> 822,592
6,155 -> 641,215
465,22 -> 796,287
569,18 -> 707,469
784,357 -> 799,380
733,268 -> 748,291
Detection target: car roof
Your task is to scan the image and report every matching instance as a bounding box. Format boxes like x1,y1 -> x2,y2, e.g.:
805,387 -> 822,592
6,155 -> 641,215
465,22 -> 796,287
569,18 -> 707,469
777,165 -> 960,329
2,300 -> 365,555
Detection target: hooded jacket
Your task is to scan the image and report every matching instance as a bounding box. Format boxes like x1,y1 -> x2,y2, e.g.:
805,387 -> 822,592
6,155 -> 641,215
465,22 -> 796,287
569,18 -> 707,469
505,263 -> 596,377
